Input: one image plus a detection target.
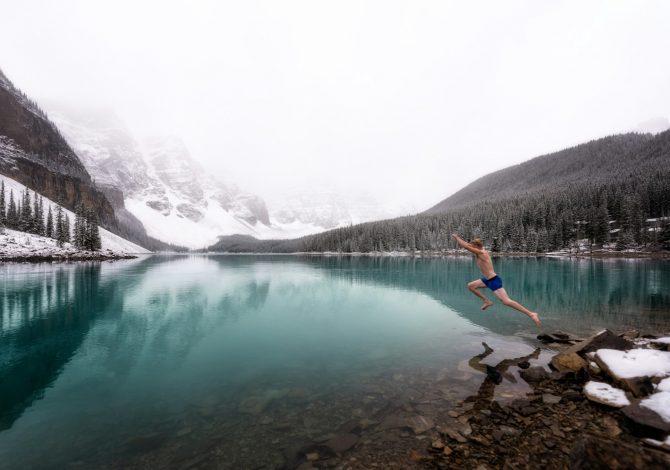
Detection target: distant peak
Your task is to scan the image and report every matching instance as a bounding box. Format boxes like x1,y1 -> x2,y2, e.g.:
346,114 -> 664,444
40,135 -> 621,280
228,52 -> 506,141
634,117 -> 670,135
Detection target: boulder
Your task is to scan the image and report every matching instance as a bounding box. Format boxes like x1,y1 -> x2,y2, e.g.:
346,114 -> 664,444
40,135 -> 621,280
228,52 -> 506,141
561,329 -> 633,357
551,352 -> 587,373
520,366 -> 550,383
622,398 -> 670,435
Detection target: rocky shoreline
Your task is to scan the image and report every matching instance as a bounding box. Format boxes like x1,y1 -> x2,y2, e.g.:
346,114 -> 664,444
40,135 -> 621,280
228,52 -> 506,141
285,330 -> 670,470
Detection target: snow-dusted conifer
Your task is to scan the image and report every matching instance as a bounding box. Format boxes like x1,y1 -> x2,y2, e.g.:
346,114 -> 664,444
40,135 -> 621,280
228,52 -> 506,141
33,195 -> 42,235
7,190 -> 17,229
46,205 -> 54,238
19,190 -> 32,232
55,206 -> 64,246
0,180 -> 5,227
38,197 -> 45,235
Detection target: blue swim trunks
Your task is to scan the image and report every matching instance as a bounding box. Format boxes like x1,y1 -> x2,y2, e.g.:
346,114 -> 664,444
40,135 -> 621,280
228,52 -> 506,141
481,275 -> 503,291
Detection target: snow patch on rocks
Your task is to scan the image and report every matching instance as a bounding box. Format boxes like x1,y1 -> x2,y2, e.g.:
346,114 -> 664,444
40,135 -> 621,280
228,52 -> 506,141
640,392 -> 670,423
584,381 -> 631,408
594,348 -> 670,380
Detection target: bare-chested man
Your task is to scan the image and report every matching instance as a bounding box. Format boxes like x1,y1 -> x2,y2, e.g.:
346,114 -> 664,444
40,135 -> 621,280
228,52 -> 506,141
452,233 -> 541,328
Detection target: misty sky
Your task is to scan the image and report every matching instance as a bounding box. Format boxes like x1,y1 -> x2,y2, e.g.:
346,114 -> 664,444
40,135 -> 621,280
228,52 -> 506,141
1,1 -> 669,211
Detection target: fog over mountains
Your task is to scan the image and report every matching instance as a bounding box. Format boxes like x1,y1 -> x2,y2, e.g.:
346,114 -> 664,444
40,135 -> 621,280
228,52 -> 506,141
46,104 -> 405,248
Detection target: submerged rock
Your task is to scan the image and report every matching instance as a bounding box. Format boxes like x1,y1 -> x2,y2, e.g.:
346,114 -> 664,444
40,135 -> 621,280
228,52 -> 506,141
519,366 -> 550,383
239,389 -> 287,415
324,433 -> 358,453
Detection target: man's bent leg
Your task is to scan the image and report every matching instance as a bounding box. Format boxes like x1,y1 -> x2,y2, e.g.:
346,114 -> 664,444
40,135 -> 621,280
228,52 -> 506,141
468,280 -> 493,310
493,288 -> 541,327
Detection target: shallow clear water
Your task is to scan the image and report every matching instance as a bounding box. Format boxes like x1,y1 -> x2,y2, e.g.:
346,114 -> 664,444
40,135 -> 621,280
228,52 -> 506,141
0,255 -> 669,468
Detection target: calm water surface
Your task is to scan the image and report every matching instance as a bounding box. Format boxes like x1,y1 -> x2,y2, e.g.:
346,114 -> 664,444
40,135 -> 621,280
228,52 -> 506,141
1,255 -> 669,468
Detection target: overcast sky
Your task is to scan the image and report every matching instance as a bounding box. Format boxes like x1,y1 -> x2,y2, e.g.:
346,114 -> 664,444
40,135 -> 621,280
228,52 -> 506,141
1,1 -> 669,211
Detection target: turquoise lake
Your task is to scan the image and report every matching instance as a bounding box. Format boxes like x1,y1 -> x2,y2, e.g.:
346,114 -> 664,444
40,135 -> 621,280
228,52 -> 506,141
0,255 -> 669,469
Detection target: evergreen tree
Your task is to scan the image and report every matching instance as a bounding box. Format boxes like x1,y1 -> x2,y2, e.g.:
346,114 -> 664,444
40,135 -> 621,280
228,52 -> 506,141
593,196 -> 610,246
491,236 -> 500,253
74,205 -> 84,248
659,222 -> 670,250
0,180 -> 5,227
33,195 -> 42,235
7,190 -> 17,229
63,214 -> 71,244
19,190 -> 32,232
37,197 -> 45,235
46,205 -> 54,238
55,206 -> 65,246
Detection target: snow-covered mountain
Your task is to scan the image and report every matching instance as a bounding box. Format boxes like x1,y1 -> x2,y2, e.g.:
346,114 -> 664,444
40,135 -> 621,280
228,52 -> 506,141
48,106 -> 272,249
47,105 -> 417,248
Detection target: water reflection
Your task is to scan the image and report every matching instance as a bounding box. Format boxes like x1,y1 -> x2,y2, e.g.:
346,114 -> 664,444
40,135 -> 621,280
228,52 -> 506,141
0,263 -> 105,431
287,255 -> 670,333
0,255 -> 668,469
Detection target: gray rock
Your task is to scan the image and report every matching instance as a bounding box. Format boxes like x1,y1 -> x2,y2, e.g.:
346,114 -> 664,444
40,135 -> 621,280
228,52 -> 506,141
622,400 -> 670,434
564,329 -> 633,356
520,366 -> 550,383
404,415 -> 435,434
542,393 -> 562,405
442,426 -> 467,443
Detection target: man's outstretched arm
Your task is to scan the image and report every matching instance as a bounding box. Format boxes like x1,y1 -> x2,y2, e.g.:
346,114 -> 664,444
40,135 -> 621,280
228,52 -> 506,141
452,233 -> 484,255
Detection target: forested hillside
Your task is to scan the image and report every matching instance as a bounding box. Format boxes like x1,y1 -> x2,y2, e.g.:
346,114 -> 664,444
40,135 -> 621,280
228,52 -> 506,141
209,130 -> 670,253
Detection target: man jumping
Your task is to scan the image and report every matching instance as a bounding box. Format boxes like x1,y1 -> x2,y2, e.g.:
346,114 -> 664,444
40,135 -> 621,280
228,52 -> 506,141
452,233 -> 541,328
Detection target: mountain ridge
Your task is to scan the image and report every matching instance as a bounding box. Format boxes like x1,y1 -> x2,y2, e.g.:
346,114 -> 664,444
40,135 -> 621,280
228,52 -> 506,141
208,130 -> 670,253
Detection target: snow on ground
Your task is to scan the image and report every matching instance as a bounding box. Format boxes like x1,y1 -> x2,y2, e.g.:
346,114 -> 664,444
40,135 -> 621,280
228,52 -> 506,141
641,392 -> 670,423
583,381 -> 630,408
1,175 -> 149,254
658,377 -> 670,393
0,228 -> 121,259
594,348 -> 670,380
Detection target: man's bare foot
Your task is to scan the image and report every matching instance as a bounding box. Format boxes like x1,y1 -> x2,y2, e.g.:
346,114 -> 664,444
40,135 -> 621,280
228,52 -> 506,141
481,301 -> 494,311
529,312 -> 541,328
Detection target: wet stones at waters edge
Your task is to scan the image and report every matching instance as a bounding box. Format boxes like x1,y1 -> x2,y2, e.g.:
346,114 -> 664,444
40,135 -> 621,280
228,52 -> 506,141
547,329 -> 634,374
71,333 -> 670,469
519,366 -> 550,383
570,435 -> 670,470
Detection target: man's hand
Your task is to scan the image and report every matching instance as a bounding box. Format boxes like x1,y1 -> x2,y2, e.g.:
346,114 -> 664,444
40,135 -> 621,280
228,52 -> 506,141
451,233 -> 459,241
